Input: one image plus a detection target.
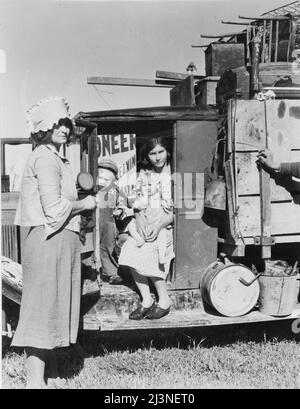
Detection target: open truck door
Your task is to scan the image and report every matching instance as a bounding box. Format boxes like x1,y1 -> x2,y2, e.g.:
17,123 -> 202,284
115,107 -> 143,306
173,119 -> 218,289
78,105 -> 219,291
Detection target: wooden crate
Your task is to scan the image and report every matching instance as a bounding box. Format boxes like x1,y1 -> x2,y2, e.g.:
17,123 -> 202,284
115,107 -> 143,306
227,99 -> 300,244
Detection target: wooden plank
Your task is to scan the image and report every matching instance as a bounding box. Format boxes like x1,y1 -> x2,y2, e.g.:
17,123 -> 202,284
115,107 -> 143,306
288,17 -> 298,61
224,160 -> 237,239
170,76 -> 195,106
201,32 -> 245,38
156,70 -> 204,80
260,100 -> 272,259
262,20 -> 267,63
268,20 -> 273,63
222,21 -> 251,26
260,169 -> 272,258
236,151 -> 300,200
246,27 -> 250,65
251,29 -> 264,92
275,20 -> 279,62
237,198 -> 300,237
1,142 -> 5,174
191,44 -> 211,48
87,76 -> 175,88
227,99 -> 233,154
95,307 -> 300,331
238,15 -> 290,21
156,70 -> 185,80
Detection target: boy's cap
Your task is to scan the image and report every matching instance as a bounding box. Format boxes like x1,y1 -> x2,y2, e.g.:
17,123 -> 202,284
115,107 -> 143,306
98,158 -> 118,177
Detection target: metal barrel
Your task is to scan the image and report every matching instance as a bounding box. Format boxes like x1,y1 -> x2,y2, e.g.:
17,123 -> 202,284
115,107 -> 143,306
201,262 -> 260,317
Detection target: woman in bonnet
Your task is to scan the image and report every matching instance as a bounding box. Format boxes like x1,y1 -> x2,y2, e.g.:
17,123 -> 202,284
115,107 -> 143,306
12,97 -> 97,388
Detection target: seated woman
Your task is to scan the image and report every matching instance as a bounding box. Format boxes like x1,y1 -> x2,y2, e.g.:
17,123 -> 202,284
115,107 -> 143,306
118,136 -> 174,320
127,162 -> 172,265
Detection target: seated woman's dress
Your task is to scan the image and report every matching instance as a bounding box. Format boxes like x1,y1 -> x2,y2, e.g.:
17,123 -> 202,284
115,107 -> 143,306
118,164 -> 174,279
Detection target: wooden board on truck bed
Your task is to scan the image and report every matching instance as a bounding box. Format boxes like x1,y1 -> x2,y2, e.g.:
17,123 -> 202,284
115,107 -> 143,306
96,308 -> 300,332
226,99 -> 300,242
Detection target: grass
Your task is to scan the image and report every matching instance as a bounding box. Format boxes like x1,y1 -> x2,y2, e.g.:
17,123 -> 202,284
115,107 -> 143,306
2,321 -> 300,389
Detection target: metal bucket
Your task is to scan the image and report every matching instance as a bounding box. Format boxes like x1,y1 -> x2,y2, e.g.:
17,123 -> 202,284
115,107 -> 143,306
201,261 -> 260,317
258,274 -> 299,316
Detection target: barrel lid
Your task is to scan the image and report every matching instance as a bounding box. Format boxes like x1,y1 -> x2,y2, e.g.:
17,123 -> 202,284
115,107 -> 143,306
210,264 -> 260,317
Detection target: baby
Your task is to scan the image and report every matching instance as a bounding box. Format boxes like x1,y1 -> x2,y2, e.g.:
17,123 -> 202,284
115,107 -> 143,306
128,170 -> 172,265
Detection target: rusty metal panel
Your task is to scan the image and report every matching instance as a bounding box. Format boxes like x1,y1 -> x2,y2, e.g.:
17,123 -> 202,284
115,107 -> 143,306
170,76 -> 195,106
173,120 -> 218,289
88,126 -> 99,185
205,43 -> 245,76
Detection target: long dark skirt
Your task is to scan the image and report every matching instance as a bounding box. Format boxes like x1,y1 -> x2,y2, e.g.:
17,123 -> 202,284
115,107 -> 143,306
11,226 -> 81,350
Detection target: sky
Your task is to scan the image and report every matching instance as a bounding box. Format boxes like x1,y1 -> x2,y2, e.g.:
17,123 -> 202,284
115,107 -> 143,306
0,0 -> 289,139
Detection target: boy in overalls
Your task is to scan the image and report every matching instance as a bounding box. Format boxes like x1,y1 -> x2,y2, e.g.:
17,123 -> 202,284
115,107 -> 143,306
97,158 -> 132,284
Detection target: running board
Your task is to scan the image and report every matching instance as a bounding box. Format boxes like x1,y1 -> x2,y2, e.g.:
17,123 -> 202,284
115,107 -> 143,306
83,307 -> 300,332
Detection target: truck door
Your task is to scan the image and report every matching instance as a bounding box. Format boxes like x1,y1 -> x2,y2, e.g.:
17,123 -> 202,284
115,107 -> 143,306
173,120 -> 218,289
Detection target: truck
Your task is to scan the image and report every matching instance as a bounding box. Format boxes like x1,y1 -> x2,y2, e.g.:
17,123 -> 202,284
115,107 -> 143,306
2,1 -> 300,339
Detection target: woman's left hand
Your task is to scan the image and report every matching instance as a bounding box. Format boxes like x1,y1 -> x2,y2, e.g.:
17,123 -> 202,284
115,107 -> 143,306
256,149 -> 280,173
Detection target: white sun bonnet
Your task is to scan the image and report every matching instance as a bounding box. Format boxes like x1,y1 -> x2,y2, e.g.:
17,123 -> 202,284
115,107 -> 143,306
26,96 -> 72,134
